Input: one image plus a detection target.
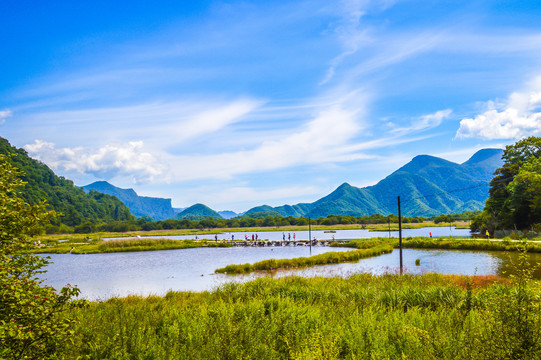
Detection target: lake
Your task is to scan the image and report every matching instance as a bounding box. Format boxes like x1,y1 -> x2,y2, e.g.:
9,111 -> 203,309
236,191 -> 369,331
39,245 -> 541,300
105,226 -> 471,241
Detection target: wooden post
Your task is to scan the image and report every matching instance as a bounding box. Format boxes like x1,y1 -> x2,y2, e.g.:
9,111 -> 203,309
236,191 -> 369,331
398,196 -> 403,275
308,216 -> 312,255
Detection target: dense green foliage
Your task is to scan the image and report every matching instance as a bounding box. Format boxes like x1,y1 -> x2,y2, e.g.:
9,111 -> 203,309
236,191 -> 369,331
0,155 -> 81,359
62,270 -> 541,359
472,137 -> 541,235
174,203 -> 223,220
0,137 -> 134,233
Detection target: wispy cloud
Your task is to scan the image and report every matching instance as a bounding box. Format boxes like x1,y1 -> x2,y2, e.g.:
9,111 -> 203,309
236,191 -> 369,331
0,109 -> 12,125
319,0 -> 373,85
15,98 -> 263,148
167,101 -> 369,181
390,109 -> 452,134
456,76 -> 541,139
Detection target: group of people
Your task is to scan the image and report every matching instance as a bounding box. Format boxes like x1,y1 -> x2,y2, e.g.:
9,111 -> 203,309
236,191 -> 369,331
282,232 -> 296,241
212,233 -> 261,241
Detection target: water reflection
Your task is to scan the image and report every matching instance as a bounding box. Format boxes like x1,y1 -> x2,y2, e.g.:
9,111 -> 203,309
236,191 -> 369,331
39,247 -> 541,300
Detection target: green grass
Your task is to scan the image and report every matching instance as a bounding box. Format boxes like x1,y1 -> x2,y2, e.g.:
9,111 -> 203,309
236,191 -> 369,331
215,243 -> 394,274
62,272 -> 541,359
25,238 -> 231,254
337,236 -> 541,253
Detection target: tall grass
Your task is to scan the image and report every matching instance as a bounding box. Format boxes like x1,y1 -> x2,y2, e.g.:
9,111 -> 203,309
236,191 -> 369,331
62,270 -> 541,359
215,243 -> 394,274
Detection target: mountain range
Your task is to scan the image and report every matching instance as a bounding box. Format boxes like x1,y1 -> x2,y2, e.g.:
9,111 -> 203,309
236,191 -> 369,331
82,181 -> 238,220
82,181 -> 177,221
83,148 -> 503,219
243,148 -> 503,218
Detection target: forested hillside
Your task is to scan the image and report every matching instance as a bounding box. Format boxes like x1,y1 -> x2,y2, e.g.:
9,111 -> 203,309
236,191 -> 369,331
0,137 -> 134,233
82,181 -> 175,220
174,203 -> 224,220
244,148 -> 504,218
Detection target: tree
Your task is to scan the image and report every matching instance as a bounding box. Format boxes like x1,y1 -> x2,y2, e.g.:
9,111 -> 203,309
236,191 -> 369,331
471,137 -> 541,234
0,155 -> 81,359
507,156 -> 541,230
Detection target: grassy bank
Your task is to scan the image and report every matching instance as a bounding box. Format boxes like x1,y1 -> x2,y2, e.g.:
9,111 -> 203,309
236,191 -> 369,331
337,237 -> 541,253
62,272 -> 541,359
25,238 -> 231,254
215,243 -> 394,274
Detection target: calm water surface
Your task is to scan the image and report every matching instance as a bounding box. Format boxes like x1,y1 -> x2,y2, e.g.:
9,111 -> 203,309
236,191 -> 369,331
39,245 -> 541,300
105,226 -> 470,241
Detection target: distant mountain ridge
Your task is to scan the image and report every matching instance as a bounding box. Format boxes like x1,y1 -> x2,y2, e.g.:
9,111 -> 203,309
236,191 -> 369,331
83,148 -> 503,220
244,148 -> 504,218
82,181 -> 175,221
174,203 -> 223,220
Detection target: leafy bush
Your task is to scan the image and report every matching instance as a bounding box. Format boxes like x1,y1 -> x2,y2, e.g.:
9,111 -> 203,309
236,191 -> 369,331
0,155 -> 82,359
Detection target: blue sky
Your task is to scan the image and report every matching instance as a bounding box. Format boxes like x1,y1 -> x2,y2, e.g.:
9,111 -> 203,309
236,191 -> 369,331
2,0 -> 541,212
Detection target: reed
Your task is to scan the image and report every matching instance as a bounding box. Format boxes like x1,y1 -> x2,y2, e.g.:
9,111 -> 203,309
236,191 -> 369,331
215,243 -> 394,274
62,272 -> 541,359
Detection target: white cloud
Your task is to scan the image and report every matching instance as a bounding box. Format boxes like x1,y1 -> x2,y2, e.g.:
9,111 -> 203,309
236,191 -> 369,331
320,1 -> 372,85
167,100 -> 370,181
390,109 -> 452,134
177,100 -> 264,141
0,109 -> 12,125
24,140 -> 166,183
456,80 -> 541,139
14,99 -> 263,148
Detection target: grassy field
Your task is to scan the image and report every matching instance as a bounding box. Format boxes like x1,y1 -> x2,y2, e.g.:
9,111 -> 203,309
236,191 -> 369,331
61,270 -> 541,359
336,237 -> 541,253
25,238 -> 232,254
26,232 -> 541,257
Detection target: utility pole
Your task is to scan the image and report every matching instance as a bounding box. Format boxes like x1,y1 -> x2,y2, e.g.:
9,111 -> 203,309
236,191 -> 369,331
308,216 -> 312,255
398,196 -> 403,275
